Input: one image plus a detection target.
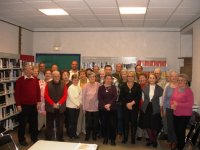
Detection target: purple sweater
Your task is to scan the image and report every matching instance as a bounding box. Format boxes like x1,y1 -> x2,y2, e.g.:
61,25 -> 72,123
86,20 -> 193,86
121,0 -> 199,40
98,85 -> 117,110
170,87 -> 194,116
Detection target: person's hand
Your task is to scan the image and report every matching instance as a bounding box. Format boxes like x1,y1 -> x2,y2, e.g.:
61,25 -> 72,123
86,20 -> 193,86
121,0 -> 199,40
126,101 -> 135,110
104,104 -> 111,111
37,102 -> 41,111
53,103 -> 59,109
76,105 -> 80,109
17,106 -> 22,112
171,101 -> 178,110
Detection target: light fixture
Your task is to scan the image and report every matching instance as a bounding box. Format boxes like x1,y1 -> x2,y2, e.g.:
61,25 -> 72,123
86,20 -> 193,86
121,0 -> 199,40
39,9 -> 69,16
119,7 -> 146,14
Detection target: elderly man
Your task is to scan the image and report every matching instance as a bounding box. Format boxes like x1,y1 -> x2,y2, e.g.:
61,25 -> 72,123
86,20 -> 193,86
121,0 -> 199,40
14,64 -> 41,146
45,71 -> 67,141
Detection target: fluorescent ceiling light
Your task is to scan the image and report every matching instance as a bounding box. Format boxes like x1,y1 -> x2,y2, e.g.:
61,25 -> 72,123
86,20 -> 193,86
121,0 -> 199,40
119,7 -> 146,14
39,9 -> 69,16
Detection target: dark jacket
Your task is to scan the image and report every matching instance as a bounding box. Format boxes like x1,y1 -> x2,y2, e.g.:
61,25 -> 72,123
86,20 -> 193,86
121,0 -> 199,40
45,80 -> 67,113
141,84 -> 163,114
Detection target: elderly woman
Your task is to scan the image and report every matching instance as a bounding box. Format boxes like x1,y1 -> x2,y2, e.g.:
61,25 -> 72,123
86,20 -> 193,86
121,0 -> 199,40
82,72 -> 100,141
120,71 -> 142,144
162,71 -> 178,149
66,74 -> 82,139
38,69 -> 52,131
77,69 -> 89,136
170,74 -> 194,150
142,73 -> 163,148
98,74 -> 117,146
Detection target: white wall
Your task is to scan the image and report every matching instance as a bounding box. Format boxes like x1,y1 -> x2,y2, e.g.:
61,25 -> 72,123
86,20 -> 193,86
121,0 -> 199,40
0,21 -> 18,54
21,29 -> 33,55
192,18 -> 200,105
33,31 -> 181,72
180,34 -> 192,57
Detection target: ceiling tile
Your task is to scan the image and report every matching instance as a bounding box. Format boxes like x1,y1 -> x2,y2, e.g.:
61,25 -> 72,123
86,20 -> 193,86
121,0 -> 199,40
169,14 -> 197,21
121,14 -> 144,20
179,0 -> 200,9
92,7 -> 119,14
96,14 -> 120,20
24,1 -> 59,9
85,0 -> 117,8
100,19 -> 121,24
73,15 -> 97,20
146,8 -> 175,15
149,0 -> 182,8
175,8 -> 200,15
64,8 -> 92,15
55,0 -> 88,9
117,0 -> 148,7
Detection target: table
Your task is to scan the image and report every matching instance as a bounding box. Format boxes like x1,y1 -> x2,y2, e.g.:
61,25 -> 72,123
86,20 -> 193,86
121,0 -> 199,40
28,140 -> 98,150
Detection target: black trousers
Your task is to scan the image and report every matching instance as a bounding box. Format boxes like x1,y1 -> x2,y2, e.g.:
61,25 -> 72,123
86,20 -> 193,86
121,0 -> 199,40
122,107 -> 138,141
66,107 -> 80,138
99,109 -> 117,141
85,111 -> 99,139
45,110 -> 64,141
174,115 -> 190,150
18,105 -> 38,142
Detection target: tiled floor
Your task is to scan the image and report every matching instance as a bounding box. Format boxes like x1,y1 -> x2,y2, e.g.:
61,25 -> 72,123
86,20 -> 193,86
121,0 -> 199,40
7,128 -> 169,150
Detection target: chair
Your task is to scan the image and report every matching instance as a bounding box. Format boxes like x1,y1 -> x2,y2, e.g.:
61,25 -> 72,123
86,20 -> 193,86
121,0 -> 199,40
0,134 -> 18,150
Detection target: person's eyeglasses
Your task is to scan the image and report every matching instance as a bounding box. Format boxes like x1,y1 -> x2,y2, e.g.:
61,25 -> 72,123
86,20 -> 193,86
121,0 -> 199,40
177,79 -> 186,82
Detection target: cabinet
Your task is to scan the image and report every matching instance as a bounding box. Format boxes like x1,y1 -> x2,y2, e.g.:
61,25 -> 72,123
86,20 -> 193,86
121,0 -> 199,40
0,53 -> 22,131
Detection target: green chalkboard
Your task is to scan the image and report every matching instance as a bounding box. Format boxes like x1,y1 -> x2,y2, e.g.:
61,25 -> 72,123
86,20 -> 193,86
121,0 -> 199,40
36,53 -> 81,71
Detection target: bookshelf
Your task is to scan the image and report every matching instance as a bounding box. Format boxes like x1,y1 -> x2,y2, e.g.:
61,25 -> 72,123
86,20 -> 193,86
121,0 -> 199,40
0,52 -> 22,132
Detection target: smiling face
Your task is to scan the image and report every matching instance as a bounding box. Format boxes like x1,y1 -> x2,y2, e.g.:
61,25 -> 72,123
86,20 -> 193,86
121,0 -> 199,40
62,71 -> 70,82
127,72 -> 135,83
148,74 -> 157,85
52,71 -> 60,83
177,77 -> 187,88
45,70 -> 52,81
104,75 -> 112,85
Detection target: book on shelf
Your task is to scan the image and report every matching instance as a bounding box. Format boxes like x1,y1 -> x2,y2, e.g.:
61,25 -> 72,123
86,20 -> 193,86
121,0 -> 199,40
0,95 -> 6,106
6,94 -> 15,105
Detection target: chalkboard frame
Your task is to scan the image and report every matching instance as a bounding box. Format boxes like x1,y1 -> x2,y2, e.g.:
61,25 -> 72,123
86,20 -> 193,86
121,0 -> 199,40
36,53 -> 81,71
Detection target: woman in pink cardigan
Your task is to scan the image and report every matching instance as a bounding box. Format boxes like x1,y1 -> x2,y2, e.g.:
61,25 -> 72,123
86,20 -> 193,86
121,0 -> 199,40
170,73 -> 194,150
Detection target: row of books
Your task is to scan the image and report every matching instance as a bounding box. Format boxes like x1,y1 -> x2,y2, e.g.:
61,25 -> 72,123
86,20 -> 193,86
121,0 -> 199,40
0,117 -> 19,131
0,104 -> 17,120
0,94 -> 15,107
0,58 -> 22,69
0,83 -> 14,94
0,70 -> 22,81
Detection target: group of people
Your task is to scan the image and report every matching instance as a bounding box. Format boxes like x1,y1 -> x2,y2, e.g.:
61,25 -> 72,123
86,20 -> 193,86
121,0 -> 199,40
14,60 -> 194,150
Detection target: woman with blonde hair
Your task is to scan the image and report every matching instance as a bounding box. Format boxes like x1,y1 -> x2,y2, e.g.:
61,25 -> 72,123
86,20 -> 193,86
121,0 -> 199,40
120,71 -> 142,144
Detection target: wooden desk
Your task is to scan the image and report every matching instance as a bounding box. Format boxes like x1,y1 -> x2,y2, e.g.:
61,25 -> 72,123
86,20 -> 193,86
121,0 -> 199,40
28,140 -> 98,150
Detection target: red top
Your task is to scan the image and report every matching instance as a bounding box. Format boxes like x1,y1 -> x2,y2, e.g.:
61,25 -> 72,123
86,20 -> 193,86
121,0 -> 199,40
14,76 -> 41,106
44,84 -> 67,105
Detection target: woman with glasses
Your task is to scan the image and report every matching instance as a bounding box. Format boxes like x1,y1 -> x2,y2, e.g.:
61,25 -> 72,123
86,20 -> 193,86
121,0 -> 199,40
170,73 -> 194,150
120,71 -> 142,144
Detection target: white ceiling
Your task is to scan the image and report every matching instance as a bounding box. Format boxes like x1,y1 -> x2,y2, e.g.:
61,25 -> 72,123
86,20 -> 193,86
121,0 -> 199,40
0,0 -> 200,31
